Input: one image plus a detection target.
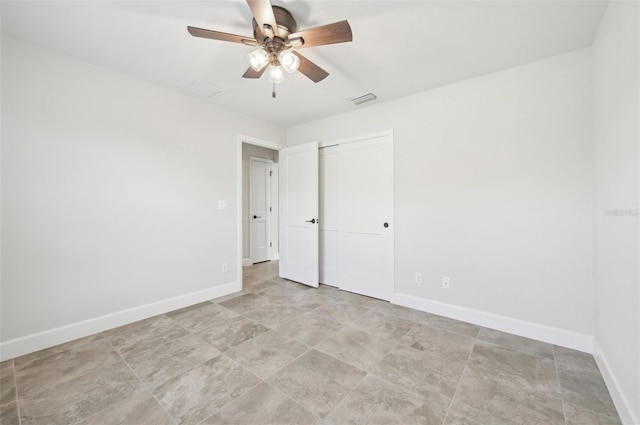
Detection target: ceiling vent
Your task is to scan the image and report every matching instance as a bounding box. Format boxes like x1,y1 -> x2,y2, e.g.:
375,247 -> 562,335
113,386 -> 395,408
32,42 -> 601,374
349,93 -> 377,106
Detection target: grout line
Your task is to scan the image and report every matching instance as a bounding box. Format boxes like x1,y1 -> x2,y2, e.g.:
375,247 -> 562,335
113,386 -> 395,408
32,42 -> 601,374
254,330 -> 314,381
552,345 -> 569,425
104,333 -> 179,425
440,335 -> 475,425
67,336 -> 143,425
474,338 -> 557,362
306,324 -> 344,348
263,380 -> 324,422
144,318 -> 242,386
110,321 -> 192,360
104,329 -> 200,425
103,333 -> 145,386
242,289 -> 396,421
360,322 -> 473,407
192,358 -> 266,425
150,392 -> 179,425
12,358 -> 22,425
14,334 -> 123,403
332,378 -> 365,422
312,323 -> 413,421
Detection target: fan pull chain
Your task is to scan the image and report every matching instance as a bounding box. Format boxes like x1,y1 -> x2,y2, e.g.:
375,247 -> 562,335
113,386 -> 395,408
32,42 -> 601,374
272,83 -> 276,98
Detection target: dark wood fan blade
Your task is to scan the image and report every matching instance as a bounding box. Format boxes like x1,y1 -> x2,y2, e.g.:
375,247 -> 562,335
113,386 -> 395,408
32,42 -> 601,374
246,0 -> 279,37
288,20 -> 352,48
242,66 -> 267,79
293,52 -> 329,83
187,26 -> 258,46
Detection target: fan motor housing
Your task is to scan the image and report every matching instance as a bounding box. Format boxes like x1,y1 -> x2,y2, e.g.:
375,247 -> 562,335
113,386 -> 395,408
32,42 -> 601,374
252,6 -> 298,43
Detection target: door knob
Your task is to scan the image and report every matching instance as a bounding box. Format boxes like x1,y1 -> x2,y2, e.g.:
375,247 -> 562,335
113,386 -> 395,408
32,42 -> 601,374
384,222 -> 389,228
253,215 -> 261,219
305,219 -> 316,224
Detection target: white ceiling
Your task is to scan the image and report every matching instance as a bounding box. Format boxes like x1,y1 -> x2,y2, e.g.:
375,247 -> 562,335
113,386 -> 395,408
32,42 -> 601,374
1,0 -> 607,127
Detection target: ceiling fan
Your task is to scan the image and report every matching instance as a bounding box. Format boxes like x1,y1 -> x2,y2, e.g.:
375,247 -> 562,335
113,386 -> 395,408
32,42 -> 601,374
187,0 -> 353,97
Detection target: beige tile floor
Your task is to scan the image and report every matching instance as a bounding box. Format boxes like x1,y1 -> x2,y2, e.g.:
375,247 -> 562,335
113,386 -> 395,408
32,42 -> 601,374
0,261 -> 622,425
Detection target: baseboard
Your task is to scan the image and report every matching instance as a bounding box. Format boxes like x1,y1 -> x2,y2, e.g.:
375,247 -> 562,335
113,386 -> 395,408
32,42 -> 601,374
0,281 -> 241,361
593,341 -> 639,425
271,253 -> 280,261
392,292 -> 593,353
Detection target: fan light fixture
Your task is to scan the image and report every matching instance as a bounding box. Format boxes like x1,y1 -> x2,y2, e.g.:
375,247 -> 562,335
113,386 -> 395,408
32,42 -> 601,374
278,50 -> 300,73
247,49 -> 269,71
188,1 -> 354,97
269,65 -> 285,84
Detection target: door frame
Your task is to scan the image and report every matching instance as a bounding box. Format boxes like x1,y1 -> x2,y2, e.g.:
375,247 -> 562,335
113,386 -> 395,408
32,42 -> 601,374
237,135 -> 284,289
249,156 -> 273,264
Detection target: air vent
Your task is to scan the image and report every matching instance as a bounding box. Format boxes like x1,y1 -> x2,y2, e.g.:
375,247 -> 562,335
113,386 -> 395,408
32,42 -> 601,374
349,93 -> 377,106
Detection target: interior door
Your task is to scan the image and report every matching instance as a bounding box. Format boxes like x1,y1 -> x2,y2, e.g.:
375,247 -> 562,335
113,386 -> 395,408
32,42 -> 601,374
339,134 -> 394,300
250,157 -> 272,264
279,141 -> 319,287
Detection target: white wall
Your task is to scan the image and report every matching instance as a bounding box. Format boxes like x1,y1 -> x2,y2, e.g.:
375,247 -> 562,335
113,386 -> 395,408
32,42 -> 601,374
592,2 -> 640,424
0,36 -> 285,358
241,143 -> 278,261
288,48 -> 595,346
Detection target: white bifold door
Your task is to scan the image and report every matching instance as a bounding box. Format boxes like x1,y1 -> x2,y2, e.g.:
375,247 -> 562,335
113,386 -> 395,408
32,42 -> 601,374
281,132 -> 394,300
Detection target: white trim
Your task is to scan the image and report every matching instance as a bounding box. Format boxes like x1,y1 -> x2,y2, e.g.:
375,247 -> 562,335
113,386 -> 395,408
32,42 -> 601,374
238,134 -> 283,151
271,253 -> 280,261
242,258 -> 252,267
392,292 -> 593,353
593,341 -> 639,425
236,134 -> 284,293
0,281 -> 241,361
318,129 -> 394,148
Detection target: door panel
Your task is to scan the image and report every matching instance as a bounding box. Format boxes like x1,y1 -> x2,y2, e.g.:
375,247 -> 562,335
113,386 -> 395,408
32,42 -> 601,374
250,158 -> 271,263
344,233 -> 382,280
319,146 -> 339,286
342,144 -> 383,233
320,230 -> 339,285
339,135 -> 393,300
279,142 -> 319,287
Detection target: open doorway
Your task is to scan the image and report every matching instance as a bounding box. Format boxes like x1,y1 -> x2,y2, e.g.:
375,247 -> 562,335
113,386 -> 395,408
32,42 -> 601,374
237,136 -> 283,289
242,143 -> 279,266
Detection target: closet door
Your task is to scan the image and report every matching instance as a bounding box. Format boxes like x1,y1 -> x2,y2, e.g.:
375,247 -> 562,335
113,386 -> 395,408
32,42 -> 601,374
319,146 -> 340,286
339,134 -> 394,300
279,141 -> 319,287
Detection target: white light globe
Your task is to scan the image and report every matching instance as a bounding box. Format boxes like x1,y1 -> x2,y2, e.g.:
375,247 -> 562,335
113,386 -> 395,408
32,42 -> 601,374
278,50 -> 300,73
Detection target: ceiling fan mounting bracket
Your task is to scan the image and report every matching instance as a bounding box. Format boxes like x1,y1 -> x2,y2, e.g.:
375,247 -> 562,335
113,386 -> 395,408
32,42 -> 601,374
252,6 -> 298,43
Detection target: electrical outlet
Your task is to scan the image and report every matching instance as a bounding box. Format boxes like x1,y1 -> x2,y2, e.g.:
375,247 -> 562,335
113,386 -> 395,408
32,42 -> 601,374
415,273 -> 423,285
222,262 -> 229,273
442,276 -> 451,290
